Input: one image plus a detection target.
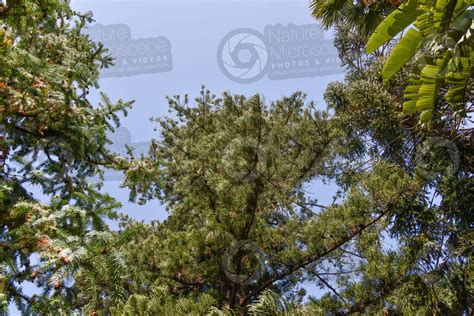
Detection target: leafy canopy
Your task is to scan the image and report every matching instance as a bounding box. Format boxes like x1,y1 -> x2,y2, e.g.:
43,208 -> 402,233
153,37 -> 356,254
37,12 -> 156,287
366,0 -> 473,125
0,0 -> 472,315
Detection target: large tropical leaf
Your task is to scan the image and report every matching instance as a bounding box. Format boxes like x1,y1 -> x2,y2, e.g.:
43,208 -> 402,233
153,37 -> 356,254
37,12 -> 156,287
323,0 -> 472,125
415,59 -> 448,123
445,54 -> 473,103
382,27 -> 423,80
366,0 -> 421,54
403,77 -> 421,114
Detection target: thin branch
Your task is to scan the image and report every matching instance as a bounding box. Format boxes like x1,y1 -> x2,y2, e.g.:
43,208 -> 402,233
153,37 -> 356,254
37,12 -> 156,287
240,202 -> 395,306
313,273 -> 347,303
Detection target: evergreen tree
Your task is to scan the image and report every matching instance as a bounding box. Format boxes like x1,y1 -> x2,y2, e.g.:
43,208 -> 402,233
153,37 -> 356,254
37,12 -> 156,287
60,86 -> 469,314
0,1 -> 131,313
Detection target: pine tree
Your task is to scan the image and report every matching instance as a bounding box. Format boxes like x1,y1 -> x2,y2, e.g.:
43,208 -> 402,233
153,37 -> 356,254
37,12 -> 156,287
76,88 -> 461,314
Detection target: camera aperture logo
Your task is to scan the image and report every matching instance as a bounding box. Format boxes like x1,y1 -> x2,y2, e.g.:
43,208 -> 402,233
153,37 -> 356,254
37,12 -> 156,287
218,29 -> 269,83
218,24 -> 342,83
415,137 -> 460,180
222,240 -> 267,285
85,24 -> 172,78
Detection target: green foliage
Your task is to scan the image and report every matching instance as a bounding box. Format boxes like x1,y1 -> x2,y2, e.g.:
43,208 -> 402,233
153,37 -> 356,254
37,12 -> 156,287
0,1 -> 132,314
0,0 -> 471,315
310,0 -> 395,37
110,290 -> 219,316
366,0 -> 422,53
382,27 -> 423,80
92,87 -> 466,314
247,290 -> 323,315
311,0 -> 472,309
367,0 -> 473,125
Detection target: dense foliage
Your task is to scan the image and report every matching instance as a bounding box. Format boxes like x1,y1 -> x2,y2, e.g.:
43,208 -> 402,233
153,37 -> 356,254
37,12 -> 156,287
0,0 -> 131,313
366,0 -> 473,125
0,0 -> 472,315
